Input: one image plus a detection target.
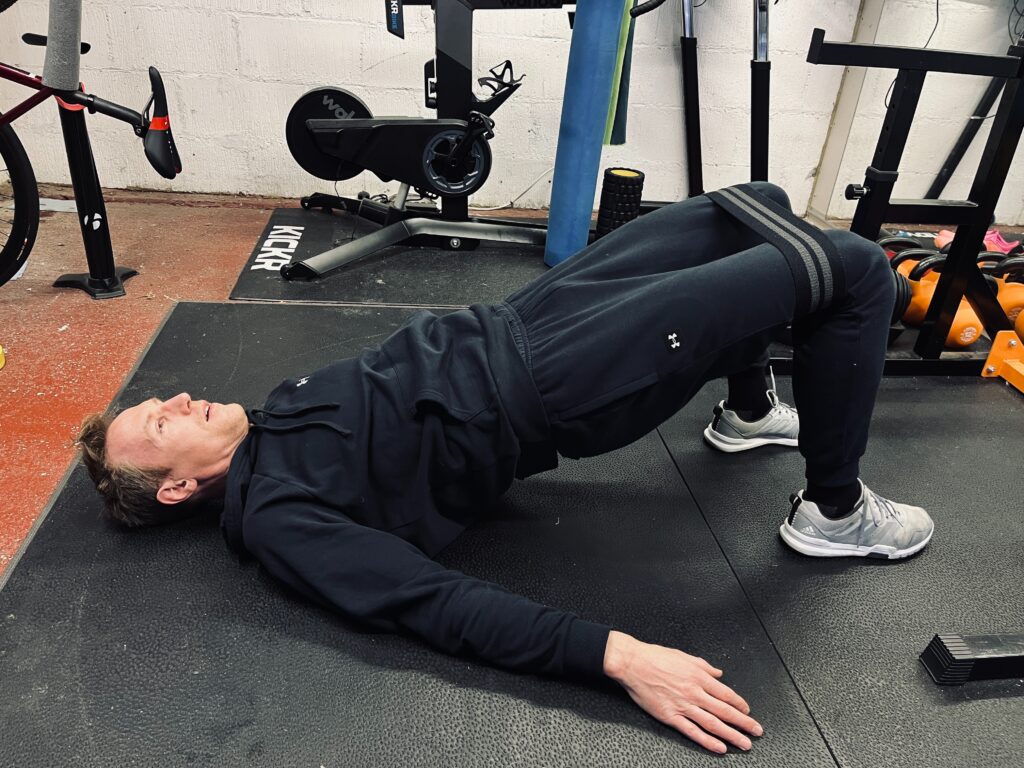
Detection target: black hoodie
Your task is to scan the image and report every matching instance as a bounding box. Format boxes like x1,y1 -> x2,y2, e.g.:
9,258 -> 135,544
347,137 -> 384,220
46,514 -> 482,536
221,304 -> 611,684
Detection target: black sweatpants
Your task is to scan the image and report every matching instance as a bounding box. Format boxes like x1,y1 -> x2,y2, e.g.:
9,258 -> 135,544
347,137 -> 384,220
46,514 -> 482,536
502,182 -> 894,488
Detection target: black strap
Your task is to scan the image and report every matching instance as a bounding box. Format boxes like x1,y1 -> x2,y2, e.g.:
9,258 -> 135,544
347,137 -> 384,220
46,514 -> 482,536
706,184 -> 845,317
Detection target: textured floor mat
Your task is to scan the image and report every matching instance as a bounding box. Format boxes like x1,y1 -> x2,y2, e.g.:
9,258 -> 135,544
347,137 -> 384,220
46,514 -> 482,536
0,302 -> 835,767
659,376 -> 1024,768
229,208 -> 548,307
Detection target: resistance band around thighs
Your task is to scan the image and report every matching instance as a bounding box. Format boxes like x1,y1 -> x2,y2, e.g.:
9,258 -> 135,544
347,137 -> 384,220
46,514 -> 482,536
707,184 -> 845,317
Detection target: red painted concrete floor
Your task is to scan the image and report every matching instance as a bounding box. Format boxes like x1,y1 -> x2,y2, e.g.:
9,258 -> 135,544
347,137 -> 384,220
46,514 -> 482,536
0,188 -> 292,576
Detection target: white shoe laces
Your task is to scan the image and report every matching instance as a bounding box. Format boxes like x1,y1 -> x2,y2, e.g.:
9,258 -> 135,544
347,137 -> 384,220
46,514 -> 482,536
864,487 -> 903,527
766,367 -> 798,422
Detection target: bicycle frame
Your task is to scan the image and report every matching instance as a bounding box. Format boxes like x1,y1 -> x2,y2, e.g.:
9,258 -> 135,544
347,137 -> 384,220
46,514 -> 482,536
0,60 -> 149,135
0,62 -> 55,126
0,46 -> 179,297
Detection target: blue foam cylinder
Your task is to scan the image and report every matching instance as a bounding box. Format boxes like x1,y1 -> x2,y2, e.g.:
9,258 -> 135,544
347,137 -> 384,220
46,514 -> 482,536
544,1 -> 627,267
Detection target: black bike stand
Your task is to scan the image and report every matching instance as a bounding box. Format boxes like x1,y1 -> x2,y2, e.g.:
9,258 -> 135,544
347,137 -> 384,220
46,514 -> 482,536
51,102 -> 137,298
281,215 -> 546,280
301,191 -> 443,228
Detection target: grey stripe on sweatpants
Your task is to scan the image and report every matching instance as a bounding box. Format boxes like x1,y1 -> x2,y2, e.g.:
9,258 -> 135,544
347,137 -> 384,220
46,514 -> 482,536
716,187 -> 826,311
728,186 -> 836,307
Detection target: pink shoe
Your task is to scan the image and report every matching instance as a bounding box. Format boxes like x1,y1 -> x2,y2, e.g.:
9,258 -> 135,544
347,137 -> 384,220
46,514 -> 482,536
934,229 -> 956,249
934,228 -> 1022,255
984,229 -> 1021,254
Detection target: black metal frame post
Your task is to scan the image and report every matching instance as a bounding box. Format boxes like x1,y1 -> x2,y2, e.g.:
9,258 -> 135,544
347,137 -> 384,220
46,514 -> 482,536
750,0 -> 770,181
925,77 -> 1005,199
916,60 -> 1024,358
848,68 -> 927,242
806,28 -> 1024,366
806,28 -> 1021,76
680,0 -> 704,196
51,101 -> 137,298
420,0 -> 568,221
433,0 -> 474,222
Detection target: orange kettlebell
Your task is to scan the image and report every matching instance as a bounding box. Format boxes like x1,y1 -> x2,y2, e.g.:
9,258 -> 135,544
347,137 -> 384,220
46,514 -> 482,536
904,256 -> 941,325
890,248 -> 940,280
878,235 -> 925,259
981,256 -> 1024,324
906,256 -> 985,348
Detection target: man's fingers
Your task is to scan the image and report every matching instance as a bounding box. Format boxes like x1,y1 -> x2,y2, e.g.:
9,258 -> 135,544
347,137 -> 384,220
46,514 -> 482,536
667,714 -> 727,754
686,654 -> 723,677
699,692 -> 764,736
702,675 -> 752,714
683,705 -> 754,751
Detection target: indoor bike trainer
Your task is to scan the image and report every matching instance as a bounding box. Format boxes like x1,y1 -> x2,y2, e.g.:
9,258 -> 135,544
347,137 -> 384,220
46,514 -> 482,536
280,0 -> 572,281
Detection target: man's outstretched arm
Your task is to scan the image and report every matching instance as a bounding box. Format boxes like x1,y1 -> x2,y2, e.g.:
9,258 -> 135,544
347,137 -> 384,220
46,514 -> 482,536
244,484 -> 761,752
244,486 -> 609,682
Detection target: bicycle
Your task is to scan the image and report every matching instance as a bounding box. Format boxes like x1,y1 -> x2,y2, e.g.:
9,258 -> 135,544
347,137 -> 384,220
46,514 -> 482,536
0,0 -> 180,296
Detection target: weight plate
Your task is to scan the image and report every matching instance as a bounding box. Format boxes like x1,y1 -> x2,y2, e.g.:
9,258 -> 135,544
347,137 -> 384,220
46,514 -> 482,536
286,87 -> 372,181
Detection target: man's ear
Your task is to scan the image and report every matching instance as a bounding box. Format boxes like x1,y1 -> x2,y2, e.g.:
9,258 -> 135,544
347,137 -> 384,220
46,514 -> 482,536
157,477 -> 199,506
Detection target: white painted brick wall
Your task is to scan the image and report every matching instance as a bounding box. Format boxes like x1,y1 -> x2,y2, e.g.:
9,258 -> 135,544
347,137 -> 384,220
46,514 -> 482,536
0,0 -> 1019,222
828,0 -> 1024,225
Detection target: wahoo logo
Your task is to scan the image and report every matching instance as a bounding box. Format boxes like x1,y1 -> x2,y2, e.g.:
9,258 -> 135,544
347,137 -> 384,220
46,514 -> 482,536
250,225 -> 305,271
82,212 -> 103,231
385,0 -> 405,38
322,95 -> 356,119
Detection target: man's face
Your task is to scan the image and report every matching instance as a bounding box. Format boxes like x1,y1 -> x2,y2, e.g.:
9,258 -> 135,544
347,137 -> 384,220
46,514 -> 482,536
106,393 -> 249,494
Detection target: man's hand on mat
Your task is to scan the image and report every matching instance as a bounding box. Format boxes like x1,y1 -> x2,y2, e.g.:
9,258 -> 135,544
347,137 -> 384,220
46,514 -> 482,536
602,630 -> 763,754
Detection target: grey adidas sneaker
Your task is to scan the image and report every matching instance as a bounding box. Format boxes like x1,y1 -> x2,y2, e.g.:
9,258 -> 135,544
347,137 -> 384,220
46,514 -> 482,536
780,481 -> 934,560
703,389 -> 799,452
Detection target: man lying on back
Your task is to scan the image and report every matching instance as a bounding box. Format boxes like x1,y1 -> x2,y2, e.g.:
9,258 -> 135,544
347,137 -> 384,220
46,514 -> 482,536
79,183 -> 933,754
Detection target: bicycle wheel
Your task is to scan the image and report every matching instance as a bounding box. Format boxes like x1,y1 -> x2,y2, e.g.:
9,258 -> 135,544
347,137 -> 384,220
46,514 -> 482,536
0,119 -> 40,287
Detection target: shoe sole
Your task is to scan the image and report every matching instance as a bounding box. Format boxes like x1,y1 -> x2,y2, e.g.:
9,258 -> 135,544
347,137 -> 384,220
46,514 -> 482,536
703,426 -> 798,453
778,521 -> 933,560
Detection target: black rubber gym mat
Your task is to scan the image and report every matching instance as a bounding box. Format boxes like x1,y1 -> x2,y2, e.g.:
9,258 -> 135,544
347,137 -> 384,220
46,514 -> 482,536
659,377 -> 1024,768
0,302 -> 833,767
229,208 -> 549,306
